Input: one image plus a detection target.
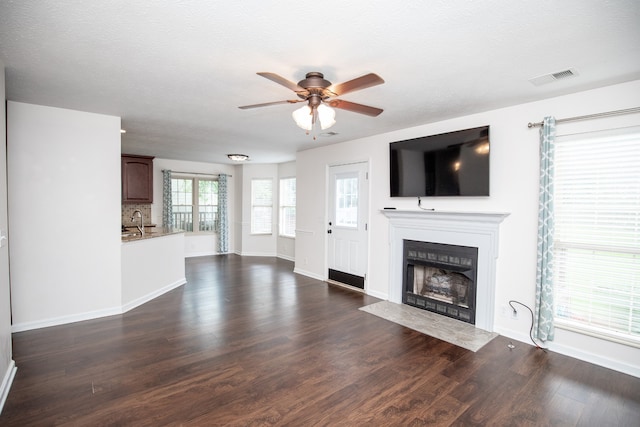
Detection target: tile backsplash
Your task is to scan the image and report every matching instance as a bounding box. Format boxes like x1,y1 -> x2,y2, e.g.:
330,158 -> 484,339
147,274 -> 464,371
122,204 -> 152,227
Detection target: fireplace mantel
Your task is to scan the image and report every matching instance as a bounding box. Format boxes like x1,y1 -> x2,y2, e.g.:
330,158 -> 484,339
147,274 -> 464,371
381,209 -> 509,224
382,209 -> 509,332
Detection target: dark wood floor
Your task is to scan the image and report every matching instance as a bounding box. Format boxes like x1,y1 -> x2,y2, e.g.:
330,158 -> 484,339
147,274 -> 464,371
1,255 -> 639,426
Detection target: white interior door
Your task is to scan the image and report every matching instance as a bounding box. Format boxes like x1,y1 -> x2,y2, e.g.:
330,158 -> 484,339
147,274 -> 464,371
327,162 -> 368,289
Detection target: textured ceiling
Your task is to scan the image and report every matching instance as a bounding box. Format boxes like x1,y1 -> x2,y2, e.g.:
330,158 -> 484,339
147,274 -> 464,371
1,1 -> 639,164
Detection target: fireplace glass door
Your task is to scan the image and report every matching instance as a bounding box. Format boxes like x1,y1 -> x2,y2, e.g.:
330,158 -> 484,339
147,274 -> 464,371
403,240 -> 478,324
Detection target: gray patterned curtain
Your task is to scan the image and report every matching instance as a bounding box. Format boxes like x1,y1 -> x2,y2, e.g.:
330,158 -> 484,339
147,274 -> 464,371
217,174 -> 229,253
534,116 -> 556,342
162,170 -> 173,228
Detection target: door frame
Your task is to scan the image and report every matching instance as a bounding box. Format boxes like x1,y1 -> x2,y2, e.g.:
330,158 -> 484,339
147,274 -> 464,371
325,159 -> 371,292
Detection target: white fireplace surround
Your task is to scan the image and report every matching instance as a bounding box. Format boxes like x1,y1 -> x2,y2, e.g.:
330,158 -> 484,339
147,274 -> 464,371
382,210 -> 509,332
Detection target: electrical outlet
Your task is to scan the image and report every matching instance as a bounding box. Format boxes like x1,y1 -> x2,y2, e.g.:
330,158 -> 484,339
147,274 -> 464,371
500,305 -> 509,318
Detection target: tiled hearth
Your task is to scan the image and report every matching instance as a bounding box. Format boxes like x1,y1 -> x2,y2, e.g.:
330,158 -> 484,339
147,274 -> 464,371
381,210 -> 509,332
360,301 -> 498,351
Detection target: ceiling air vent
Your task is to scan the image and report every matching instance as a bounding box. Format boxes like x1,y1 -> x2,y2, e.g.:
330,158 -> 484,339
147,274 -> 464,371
529,68 -> 578,86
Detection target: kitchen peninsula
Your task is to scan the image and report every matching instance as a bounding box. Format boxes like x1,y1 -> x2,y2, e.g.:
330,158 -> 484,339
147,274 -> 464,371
121,229 -> 186,312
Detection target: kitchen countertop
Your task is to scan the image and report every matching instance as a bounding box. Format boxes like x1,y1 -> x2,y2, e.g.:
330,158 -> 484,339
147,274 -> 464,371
121,227 -> 184,242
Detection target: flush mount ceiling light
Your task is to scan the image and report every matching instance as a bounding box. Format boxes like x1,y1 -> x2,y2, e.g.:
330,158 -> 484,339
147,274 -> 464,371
227,154 -> 249,162
239,71 -> 384,138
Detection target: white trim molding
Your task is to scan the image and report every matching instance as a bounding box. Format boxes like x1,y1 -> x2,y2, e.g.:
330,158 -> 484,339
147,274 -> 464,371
293,268 -> 325,281
382,209 -> 509,332
11,306 -> 123,333
121,278 -> 186,313
11,279 -> 187,333
0,360 -> 17,414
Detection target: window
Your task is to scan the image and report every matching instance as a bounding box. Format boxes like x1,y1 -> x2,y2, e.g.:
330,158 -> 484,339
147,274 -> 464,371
279,177 -> 296,237
171,177 -> 218,232
553,126 -> 640,345
335,173 -> 358,228
251,178 -> 273,234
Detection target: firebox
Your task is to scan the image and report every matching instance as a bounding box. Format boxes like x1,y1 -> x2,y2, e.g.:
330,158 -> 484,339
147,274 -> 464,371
403,240 -> 478,324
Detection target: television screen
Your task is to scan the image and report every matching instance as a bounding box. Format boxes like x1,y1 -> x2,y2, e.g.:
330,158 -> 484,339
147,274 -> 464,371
390,126 -> 490,197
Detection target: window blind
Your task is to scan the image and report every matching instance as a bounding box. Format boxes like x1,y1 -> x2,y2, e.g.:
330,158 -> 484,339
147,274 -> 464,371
251,179 -> 273,234
554,126 -> 640,346
279,178 -> 296,237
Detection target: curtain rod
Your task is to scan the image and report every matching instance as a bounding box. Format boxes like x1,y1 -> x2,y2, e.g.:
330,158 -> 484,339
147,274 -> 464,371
163,170 -> 232,178
527,107 -> 640,128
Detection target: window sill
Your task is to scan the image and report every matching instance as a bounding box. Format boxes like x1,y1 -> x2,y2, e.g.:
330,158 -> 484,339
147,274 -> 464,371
555,319 -> 640,349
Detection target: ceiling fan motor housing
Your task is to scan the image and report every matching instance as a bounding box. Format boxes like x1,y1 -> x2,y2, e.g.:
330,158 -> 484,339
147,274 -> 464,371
297,72 -> 332,90
296,72 -> 334,103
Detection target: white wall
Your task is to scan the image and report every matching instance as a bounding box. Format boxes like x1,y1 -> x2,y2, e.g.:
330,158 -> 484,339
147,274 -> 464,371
151,158 -> 236,258
295,79 -> 640,377
238,163 -> 279,257
0,60 -> 17,413
233,165 -> 243,255
277,161 -> 296,261
7,102 -> 122,330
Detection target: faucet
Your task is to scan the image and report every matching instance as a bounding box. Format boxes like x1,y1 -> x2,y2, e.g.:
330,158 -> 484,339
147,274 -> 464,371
131,210 -> 144,236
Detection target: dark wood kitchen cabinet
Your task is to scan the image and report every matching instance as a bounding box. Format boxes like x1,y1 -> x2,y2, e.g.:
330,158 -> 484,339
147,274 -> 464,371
122,154 -> 154,203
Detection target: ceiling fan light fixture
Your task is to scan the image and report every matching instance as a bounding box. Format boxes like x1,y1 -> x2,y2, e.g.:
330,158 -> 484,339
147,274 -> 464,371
227,153 -> 249,162
292,105 -> 313,130
317,104 -> 336,130
241,71 -> 384,137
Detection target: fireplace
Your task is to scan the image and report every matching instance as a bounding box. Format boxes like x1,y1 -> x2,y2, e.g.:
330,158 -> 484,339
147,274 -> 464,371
382,209 -> 509,332
403,240 -> 477,324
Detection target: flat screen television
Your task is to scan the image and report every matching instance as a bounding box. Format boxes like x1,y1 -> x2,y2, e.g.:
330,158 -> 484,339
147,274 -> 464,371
389,125 -> 490,197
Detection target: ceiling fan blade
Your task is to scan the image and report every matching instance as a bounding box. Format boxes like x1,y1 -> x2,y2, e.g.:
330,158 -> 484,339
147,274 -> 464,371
257,72 -> 305,92
327,73 -> 384,96
327,99 -> 383,117
238,99 -> 304,109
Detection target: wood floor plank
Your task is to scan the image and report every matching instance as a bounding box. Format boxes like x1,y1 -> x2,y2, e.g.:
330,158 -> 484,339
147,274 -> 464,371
1,255 -> 639,426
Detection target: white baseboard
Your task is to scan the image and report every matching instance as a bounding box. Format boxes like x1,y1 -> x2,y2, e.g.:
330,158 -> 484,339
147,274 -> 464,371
188,251 -> 294,264
366,289 -> 388,300
494,326 -> 640,378
185,251 -> 218,258
11,305 -> 122,333
12,279 -> 187,333
293,267 -> 324,281
238,251 -> 278,257
121,278 -> 187,313
547,340 -> 640,378
493,326 -> 533,346
0,360 -> 16,414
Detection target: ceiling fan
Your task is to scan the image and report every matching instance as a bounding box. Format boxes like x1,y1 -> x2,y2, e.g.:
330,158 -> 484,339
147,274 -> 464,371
238,71 -> 384,134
